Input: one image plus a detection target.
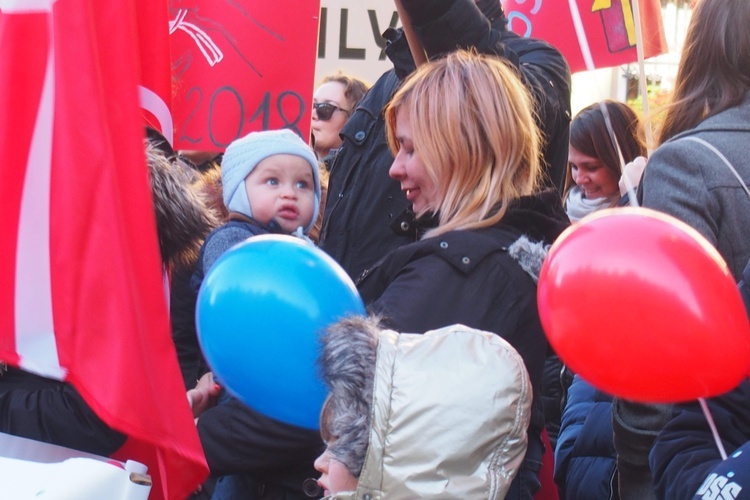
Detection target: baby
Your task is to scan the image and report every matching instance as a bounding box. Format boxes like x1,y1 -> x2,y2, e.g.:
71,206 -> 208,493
188,129 -> 325,498
193,128 -> 322,280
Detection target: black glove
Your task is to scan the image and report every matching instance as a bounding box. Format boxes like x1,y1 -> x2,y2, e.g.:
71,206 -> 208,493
400,0 -> 453,25
475,0 -> 504,23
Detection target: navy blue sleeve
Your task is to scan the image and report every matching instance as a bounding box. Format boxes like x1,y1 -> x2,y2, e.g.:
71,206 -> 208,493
650,381 -> 750,500
554,375 -> 618,500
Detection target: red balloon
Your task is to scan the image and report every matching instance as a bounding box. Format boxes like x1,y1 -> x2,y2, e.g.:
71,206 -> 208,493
538,207 -> 750,403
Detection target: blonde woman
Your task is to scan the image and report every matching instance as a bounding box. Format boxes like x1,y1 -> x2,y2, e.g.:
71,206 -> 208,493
356,50 -> 569,499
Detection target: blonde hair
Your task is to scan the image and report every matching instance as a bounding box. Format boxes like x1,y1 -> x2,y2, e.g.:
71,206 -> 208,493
385,50 -> 541,238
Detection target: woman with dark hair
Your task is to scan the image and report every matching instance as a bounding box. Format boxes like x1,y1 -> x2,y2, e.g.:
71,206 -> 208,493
638,0 -> 750,278
553,100 -> 645,500
612,0 -> 750,498
563,100 -> 646,221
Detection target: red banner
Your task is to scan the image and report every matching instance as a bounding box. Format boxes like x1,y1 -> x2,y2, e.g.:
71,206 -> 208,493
0,1 -> 207,498
502,0 -> 668,73
170,1 -> 321,152
137,1 -> 174,141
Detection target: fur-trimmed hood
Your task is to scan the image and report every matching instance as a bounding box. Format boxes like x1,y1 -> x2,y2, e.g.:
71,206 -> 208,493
320,316 -> 532,499
147,143 -> 219,270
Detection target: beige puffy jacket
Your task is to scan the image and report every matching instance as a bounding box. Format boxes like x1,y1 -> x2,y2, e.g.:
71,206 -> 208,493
328,324 -> 532,499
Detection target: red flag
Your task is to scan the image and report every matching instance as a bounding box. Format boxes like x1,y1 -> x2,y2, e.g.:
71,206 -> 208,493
136,0 -> 174,142
0,1 -> 208,499
502,0 -> 668,73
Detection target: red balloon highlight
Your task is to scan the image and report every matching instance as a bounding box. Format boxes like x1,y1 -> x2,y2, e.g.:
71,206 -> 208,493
538,207 -> 750,403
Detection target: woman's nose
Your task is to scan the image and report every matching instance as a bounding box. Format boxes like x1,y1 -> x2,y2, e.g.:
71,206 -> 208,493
389,155 -> 405,180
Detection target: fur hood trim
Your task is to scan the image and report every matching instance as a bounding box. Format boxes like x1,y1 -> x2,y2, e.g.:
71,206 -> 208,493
147,144 -> 219,270
507,235 -> 549,283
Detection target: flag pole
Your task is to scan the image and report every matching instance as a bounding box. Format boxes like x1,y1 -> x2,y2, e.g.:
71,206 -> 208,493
394,0 -> 427,66
631,0 -> 654,154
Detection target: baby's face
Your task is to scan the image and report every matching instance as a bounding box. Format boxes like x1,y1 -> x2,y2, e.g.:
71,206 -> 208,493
244,154 -> 316,233
314,447 -> 359,496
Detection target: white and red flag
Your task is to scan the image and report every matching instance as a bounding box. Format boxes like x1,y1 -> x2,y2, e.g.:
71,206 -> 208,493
503,0 -> 668,73
137,0 -> 174,142
0,1 -> 207,498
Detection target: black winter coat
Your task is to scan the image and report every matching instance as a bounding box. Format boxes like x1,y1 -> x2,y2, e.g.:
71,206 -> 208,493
318,36 -> 414,282
190,216 -> 325,499
0,367 -> 126,456
357,192 -> 569,498
357,191 -> 568,393
196,395 -> 324,499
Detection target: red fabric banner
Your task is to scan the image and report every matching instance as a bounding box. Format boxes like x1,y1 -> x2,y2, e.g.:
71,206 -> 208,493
0,1 -> 207,498
136,0 -> 174,141
169,0 -> 322,152
502,0 -> 668,73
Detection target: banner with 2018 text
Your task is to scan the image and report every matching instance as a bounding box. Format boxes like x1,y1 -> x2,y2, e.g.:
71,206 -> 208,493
172,0 -> 667,152
170,1 -> 321,152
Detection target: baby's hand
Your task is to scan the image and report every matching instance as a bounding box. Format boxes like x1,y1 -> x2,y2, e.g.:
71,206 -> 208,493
187,372 -> 221,419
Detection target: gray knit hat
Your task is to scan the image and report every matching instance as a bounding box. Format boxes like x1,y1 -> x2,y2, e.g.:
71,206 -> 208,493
221,129 -> 321,233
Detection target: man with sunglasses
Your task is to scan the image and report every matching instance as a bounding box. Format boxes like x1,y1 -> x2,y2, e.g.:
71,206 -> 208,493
318,0 -> 571,285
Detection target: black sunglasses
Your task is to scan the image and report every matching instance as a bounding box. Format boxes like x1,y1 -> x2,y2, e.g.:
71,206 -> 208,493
313,102 -> 350,121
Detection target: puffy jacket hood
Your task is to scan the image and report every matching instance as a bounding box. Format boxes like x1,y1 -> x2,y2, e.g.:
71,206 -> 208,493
326,323 -> 532,499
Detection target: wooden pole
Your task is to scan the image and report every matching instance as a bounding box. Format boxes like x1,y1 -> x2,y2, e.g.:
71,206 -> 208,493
394,0 -> 428,66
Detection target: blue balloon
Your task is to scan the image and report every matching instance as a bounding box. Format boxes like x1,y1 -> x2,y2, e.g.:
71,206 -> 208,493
196,234 -> 365,429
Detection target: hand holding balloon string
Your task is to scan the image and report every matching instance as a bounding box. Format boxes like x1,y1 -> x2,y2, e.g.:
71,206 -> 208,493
187,372 -> 221,419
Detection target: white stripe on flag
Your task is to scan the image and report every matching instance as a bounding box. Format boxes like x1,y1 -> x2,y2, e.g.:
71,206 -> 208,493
139,85 -> 174,144
567,0 -> 596,72
15,14 -> 65,380
0,0 -> 55,13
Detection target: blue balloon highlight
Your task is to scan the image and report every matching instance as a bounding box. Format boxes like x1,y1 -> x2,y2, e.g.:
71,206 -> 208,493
196,234 -> 366,429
